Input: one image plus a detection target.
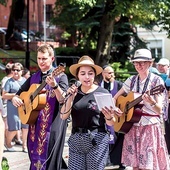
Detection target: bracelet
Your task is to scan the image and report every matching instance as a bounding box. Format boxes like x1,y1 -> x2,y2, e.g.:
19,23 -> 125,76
150,102 -> 157,107
53,83 -> 59,90
105,117 -> 113,121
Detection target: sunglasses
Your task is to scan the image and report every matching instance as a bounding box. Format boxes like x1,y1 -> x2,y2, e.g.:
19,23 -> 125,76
104,71 -> 114,74
12,69 -> 21,72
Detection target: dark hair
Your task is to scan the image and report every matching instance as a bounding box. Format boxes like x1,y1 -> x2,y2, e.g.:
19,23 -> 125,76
5,63 -> 14,75
22,67 -> 29,76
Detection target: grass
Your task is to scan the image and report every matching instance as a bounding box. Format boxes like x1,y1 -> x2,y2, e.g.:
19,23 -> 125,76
0,49 -> 38,80
0,49 -> 37,65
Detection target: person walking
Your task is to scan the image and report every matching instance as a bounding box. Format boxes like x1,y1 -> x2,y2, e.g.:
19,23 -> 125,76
60,55 -> 114,170
100,65 -> 125,169
2,62 -> 28,152
157,58 -> 170,155
0,96 -> 5,169
12,44 -> 69,170
102,49 -> 170,169
1,63 -> 14,146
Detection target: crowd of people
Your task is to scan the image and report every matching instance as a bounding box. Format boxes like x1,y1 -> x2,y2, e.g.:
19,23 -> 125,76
0,46 -> 170,170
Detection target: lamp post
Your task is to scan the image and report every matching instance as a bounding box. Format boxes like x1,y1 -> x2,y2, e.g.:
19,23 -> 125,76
25,0 -> 30,69
43,0 -> 46,42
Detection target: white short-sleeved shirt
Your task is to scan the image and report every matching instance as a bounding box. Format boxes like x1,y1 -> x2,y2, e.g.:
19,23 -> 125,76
123,73 -> 166,126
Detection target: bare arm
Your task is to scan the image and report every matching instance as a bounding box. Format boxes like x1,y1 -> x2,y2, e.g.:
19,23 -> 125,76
60,84 -> 78,120
142,93 -> 162,114
2,90 -> 16,100
113,87 -> 126,100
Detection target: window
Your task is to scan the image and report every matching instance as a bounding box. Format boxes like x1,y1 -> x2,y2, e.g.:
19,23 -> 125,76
147,39 -> 162,60
46,4 -> 53,21
150,48 -> 162,59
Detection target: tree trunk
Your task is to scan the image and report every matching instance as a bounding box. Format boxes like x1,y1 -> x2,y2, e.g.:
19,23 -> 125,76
95,0 -> 115,66
6,0 -> 25,44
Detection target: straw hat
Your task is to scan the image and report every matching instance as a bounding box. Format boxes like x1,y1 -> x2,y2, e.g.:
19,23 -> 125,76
69,55 -> 103,77
130,49 -> 154,62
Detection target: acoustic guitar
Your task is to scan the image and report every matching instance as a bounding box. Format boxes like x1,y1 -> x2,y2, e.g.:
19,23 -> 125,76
18,65 -> 65,125
114,84 -> 165,134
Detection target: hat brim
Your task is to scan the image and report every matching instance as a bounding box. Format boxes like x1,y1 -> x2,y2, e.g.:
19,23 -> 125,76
130,57 -> 155,62
69,63 -> 103,77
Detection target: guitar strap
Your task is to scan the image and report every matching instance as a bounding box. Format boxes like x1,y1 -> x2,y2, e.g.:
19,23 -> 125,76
137,73 -> 151,94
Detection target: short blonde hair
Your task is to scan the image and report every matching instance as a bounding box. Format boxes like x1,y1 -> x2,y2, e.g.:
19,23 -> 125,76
37,44 -> 54,57
12,62 -> 23,70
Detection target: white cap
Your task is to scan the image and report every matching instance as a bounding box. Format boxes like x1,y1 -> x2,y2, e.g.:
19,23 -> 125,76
157,58 -> 170,66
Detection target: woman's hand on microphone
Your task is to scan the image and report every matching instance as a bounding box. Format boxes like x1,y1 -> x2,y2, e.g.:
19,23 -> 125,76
66,84 -> 78,101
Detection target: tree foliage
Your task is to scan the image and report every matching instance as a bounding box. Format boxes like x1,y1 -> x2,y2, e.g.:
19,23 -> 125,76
52,0 -> 170,66
1,0 -> 170,66
0,0 -> 7,6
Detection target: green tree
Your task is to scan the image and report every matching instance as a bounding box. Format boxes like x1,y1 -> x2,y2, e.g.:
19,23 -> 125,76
0,0 -> 7,6
52,0 -> 170,66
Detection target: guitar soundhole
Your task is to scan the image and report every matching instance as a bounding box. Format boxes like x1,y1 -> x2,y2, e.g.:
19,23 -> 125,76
30,95 -> 34,102
124,102 -> 129,114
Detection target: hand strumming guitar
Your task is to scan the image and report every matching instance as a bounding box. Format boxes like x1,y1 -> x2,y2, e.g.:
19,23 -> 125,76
12,95 -> 23,108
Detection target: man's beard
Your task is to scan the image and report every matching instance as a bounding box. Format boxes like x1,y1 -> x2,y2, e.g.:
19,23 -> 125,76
105,76 -> 113,82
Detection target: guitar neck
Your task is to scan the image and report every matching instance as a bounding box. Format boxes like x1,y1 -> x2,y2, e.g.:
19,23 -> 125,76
32,81 -> 47,101
127,95 -> 142,110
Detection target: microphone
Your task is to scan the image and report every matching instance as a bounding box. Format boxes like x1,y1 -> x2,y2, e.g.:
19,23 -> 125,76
63,81 -> 81,102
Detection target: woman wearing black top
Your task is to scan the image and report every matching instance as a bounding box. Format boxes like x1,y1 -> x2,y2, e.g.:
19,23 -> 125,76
60,55 -> 115,170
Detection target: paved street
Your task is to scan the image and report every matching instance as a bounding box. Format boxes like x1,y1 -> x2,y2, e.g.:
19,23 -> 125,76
2,124 -> 71,170
2,123 -> 133,170
3,138 -> 69,170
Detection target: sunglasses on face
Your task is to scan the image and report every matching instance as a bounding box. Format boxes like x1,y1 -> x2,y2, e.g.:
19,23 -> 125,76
12,69 -> 21,72
104,71 -> 114,74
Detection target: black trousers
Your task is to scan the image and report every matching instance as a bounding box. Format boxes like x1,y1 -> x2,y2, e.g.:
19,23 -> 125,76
109,132 -> 124,165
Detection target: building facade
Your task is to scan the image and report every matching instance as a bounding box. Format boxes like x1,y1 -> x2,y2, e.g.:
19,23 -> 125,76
0,0 -> 62,39
138,26 -> 170,61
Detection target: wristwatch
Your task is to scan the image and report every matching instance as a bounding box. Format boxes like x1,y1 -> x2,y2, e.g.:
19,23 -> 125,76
52,83 -> 59,90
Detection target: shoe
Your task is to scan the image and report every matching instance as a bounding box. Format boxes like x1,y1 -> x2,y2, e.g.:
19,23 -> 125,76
22,148 -> 28,153
6,146 -> 16,152
11,141 -> 16,146
119,164 -> 126,169
15,140 -> 23,145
